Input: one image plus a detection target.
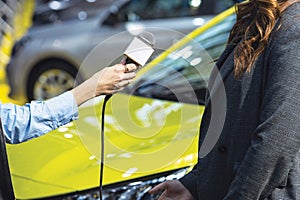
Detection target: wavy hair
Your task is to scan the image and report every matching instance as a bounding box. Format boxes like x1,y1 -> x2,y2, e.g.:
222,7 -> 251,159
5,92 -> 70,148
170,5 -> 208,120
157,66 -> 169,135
228,0 -> 296,78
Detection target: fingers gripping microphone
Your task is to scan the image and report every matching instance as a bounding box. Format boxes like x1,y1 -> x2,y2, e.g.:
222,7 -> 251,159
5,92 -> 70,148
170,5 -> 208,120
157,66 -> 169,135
122,31 -> 156,67
104,32 -> 156,102
99,32 -> 156,200
104,32 -> 156,101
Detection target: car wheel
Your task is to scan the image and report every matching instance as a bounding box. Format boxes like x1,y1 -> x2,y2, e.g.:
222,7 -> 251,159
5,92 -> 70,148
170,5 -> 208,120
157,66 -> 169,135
28,60 -> 81,101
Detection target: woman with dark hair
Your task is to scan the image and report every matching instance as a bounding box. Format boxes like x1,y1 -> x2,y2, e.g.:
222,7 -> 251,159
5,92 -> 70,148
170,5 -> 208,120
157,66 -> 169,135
150,0 -> 300,199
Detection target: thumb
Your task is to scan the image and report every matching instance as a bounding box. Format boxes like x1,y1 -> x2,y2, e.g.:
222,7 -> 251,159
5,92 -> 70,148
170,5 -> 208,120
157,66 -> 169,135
148,182 -> 167,194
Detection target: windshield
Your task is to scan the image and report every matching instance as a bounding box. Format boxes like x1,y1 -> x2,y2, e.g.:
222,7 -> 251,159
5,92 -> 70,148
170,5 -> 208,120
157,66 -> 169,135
124,14 -> 236,105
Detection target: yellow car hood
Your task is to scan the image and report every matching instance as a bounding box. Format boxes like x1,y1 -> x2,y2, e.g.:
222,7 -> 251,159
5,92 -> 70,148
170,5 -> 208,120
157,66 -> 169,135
7,94 -> 202,199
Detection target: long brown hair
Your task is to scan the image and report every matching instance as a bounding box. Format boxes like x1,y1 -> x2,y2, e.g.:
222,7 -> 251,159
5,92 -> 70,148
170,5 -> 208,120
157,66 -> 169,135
228,0 -> 298,78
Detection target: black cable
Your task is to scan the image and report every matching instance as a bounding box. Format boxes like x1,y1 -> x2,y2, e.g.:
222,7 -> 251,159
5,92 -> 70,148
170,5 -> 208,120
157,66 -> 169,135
99,94 -> 112,200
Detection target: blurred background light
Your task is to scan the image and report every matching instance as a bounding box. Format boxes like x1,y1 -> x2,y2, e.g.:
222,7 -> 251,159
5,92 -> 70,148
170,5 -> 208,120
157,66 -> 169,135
78,11 -> 87,20
189,0 -> 202,8
48,1 -> 63,10
193,18 -> 205,26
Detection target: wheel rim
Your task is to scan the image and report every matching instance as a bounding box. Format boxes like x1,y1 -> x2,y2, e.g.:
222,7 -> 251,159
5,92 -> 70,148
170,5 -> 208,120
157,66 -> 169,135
33,69 -> 75,100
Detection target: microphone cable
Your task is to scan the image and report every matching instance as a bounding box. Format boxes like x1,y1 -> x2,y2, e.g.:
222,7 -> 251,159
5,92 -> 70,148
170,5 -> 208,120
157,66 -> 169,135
97,31 -> 155,200
99,94 -> 112,200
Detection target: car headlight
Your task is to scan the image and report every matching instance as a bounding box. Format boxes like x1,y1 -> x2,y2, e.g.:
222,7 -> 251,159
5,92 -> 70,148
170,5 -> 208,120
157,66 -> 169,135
47,167 -> 191,200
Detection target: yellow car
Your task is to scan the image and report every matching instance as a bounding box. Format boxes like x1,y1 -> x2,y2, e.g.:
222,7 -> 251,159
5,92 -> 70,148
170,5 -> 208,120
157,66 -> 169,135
6,7 -> 236,200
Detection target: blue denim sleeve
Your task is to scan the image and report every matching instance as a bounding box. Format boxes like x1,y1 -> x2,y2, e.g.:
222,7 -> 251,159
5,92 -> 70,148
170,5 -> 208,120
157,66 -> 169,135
0,91 -> 78,144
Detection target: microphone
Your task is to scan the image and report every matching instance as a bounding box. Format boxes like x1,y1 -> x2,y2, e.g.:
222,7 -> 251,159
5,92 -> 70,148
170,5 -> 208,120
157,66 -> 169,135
121,31 -> 156,67
105,31 -> 156,101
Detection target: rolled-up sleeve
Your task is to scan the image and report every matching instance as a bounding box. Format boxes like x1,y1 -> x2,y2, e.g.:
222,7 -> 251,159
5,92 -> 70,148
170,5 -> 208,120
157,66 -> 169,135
0,91 -> 78,144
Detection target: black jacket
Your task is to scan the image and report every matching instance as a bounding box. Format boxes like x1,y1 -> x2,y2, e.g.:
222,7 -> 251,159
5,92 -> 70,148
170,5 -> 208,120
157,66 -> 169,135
180,3 -> 300,200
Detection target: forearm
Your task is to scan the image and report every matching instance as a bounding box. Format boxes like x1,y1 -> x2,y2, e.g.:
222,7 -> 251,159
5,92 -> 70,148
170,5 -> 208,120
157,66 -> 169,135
71,64 -> 137,106
71,80 -> 96,107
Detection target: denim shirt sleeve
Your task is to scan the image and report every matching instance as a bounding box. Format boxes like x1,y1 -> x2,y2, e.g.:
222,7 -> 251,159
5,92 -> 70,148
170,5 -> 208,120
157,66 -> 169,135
0,91 -> 78,144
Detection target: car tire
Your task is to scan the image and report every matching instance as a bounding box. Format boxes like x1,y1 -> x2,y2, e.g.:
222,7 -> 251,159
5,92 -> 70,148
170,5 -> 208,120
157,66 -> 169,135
27,60 -> 81,101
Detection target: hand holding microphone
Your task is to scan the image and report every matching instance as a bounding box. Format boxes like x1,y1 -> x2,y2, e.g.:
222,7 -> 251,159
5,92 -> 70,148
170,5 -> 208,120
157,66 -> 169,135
95,63 -> 137,95
104,31 -> 156,101
118,31 -> 156,90
70,63 -> 136,106
71,31 -> 156,106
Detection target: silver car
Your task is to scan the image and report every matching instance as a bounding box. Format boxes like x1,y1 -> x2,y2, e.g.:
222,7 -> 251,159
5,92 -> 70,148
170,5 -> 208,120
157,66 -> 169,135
6,0 -> 229,101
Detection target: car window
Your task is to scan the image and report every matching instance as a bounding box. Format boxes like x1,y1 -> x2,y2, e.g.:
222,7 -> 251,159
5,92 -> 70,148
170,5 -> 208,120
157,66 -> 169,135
119,0 -> 218,22
195,14 -> 236,60
124,14 -> 236,105
33,0 -> 114,25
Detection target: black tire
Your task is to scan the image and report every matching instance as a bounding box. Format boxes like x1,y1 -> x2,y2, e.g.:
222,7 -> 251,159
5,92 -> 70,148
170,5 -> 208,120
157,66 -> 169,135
27,60 -> 82,101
